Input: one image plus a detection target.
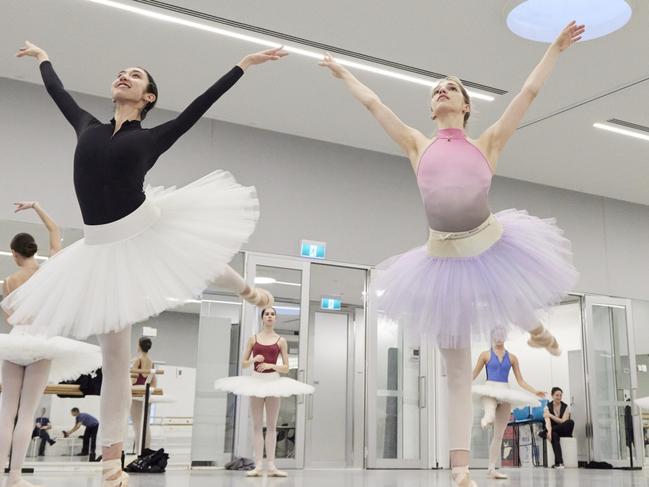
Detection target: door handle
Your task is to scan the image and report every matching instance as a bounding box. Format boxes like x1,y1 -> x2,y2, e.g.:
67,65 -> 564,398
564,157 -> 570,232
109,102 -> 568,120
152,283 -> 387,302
419,376 -> 427,409
298,369 -> 305,404
307,394 -> 314,420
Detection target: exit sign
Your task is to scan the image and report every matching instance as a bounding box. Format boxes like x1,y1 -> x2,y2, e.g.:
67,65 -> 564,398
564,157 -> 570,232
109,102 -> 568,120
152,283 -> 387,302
300,240 -> 326,259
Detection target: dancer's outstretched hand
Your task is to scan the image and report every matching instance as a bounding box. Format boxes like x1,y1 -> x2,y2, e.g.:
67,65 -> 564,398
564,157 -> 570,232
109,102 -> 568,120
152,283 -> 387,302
319,53 -> 349,79
16,40 -> 49,62
553,21 -> 586,52
535,390 -> 547,399
13,201 -> 38,213
238,47 -> 288,71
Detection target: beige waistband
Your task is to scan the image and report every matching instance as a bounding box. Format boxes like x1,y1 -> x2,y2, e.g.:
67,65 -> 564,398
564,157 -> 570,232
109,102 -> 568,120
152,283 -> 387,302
426,214 -> 503,258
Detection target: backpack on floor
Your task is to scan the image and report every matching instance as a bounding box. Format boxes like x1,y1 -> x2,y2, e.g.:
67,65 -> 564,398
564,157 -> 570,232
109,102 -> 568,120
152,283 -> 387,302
124,448 -> 169,473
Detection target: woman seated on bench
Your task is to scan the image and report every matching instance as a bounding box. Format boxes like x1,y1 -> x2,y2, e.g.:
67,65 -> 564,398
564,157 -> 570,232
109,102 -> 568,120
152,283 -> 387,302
544,387 -> 574,469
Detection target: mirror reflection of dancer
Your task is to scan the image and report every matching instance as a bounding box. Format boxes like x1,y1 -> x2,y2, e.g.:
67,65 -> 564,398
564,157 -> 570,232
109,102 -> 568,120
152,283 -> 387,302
320,22 -> 584,487
0,202 -> 101,487
472,339 -> 545,479
6,41 -> 285,487
215,307 -> 314,477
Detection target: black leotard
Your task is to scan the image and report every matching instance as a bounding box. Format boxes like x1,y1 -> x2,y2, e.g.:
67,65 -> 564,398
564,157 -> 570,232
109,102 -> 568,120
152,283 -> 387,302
40,61 -> 244,225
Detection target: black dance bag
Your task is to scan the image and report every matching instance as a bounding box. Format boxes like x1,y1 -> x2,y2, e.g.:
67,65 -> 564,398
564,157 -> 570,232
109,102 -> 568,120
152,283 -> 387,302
124,448 -> 169,473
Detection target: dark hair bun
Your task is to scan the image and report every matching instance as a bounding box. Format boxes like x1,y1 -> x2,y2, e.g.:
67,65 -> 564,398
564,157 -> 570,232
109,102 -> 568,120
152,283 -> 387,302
139,336 -> 153,352
10,233 -> 38,258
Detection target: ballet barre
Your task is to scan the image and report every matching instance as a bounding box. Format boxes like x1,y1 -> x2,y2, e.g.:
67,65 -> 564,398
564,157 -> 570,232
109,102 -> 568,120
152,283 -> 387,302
130,368 -> 165,377
0,383 -> 164,397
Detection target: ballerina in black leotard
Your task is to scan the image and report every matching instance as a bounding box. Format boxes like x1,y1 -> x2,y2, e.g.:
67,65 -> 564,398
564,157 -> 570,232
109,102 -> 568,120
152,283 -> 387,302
5,40 -> 286,487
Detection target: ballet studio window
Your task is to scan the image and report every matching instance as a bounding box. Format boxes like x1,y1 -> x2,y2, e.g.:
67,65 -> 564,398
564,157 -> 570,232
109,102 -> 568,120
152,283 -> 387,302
507,0 -> 632,42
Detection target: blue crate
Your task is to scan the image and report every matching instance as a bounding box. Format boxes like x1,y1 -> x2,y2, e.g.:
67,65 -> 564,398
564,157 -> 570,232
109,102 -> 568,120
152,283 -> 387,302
531,399 -> 549,420
512,406 -> 531,421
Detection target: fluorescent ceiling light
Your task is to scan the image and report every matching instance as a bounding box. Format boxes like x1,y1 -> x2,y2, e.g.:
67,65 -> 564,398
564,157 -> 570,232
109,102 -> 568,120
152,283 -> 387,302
0,250 -> 47,261
275,280 -> 301,287
172,297 -> 242,305
507,0 -> 631,42
254,277 -> 276,284
255,277 -> 300,287
86,0 -> 494,101
593,122 -> 649,142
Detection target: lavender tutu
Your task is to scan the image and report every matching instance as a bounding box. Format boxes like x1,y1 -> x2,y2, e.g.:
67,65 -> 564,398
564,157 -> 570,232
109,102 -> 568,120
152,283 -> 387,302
376,209 -> 578,349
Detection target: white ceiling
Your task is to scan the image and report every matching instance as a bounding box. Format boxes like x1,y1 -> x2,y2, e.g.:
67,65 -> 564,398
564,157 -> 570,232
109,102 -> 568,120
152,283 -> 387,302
1,0 -> 648,204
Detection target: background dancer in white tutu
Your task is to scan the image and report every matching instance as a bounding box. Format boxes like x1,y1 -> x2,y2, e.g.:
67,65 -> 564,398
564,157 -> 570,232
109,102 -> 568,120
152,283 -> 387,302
215,307 -> 314,477
472,338 -> 544,479
320,21 -> 584,487
8,41 -> 285,486
1,201 -> 101,487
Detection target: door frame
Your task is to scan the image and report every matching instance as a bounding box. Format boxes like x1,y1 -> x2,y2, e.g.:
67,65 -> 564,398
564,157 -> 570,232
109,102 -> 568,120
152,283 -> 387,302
366,268 -> 432,469
582,295 -> 643,467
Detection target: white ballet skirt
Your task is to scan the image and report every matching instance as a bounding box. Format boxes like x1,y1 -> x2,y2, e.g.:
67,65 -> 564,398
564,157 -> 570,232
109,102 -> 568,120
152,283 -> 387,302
635,397 -> 649,410
214,372 -> 315,398
472,380 -> 541,408
0,326 -> 101,382
1,171 -> 259,339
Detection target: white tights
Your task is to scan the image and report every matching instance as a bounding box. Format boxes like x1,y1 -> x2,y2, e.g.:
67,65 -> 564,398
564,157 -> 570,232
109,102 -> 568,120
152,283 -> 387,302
97,265 -> 247,458
481,397 -> 512,470
440,347 -> 472,468
213,265 -> 247,294
249,397 -> 281,470
0,360 -> 51,486
98,327 -> 132,452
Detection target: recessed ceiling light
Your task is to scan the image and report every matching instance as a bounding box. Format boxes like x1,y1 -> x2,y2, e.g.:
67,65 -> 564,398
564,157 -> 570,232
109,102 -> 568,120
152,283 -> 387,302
85,0 -> 494,101
593,122 -> 649,142
507,0 -> 631,42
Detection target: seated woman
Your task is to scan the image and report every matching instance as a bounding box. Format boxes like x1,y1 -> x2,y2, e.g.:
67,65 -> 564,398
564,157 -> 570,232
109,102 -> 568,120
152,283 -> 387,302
544,387 -> 574,469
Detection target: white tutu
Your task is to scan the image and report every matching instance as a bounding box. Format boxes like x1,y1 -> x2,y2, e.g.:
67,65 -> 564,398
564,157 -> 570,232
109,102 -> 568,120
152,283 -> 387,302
214,372 -> 315,398
472,380 -> 541,408
635,397 -> 649,410
1,170 -> 259,338
0,326 -> 101,382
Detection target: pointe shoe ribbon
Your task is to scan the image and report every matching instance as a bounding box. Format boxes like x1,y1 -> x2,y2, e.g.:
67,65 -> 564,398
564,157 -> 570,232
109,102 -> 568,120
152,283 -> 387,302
103,458 -> 129,487
240,287 -> 274,307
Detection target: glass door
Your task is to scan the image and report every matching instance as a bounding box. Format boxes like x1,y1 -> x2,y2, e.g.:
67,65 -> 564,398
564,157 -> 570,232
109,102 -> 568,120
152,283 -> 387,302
584,296 -> 643,467
304,263 -> 367,468
234,254 -> 310,469
367,269 -> 431,468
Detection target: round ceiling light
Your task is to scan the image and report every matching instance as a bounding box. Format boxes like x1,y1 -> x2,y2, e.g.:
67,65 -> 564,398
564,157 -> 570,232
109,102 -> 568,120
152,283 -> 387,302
507,0 -> 632,42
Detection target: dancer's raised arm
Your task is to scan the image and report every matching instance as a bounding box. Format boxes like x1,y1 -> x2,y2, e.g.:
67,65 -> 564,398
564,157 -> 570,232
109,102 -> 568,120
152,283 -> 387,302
320,54 -> 427,166
480,21 -> 585,166
14,201 -> 61,257
16,41 -> 99,135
